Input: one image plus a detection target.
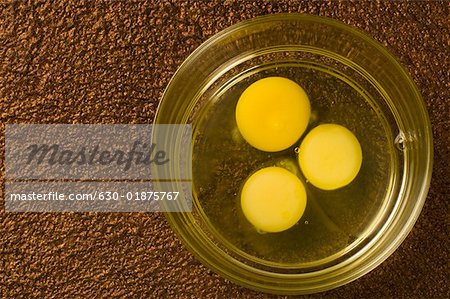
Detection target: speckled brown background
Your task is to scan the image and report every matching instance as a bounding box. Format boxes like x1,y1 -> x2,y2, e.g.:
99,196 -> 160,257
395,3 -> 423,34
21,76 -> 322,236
0,1 -> 449,298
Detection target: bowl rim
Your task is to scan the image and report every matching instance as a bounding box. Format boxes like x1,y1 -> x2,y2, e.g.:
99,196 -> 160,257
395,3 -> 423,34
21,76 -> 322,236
155,13 -> 433,295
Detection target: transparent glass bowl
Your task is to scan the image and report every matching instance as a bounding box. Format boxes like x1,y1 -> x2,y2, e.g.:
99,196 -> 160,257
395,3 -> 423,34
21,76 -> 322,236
154,14 -> 432,294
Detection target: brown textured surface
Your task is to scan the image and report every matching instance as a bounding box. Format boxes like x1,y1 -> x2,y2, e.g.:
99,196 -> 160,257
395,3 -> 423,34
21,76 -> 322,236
0,1 -> 449,298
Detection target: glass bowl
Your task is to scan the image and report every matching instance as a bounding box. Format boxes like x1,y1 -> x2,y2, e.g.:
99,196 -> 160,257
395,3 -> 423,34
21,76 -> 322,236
154,14 -> 432,294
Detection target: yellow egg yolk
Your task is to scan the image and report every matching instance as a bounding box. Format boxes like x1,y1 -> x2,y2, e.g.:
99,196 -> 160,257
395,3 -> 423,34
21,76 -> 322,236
240,167 -> 307,233
298,124 -> 362,190
235,77 -> 310,152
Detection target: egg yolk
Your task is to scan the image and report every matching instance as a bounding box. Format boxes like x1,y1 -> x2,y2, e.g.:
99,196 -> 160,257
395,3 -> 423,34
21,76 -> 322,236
235,77 -> 310,152
240,167 -> 307,233
298,124 -> 362,190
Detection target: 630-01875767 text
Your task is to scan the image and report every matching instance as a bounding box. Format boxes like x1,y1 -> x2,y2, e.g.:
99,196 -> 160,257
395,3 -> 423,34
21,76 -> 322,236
8,191 -> 180,201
